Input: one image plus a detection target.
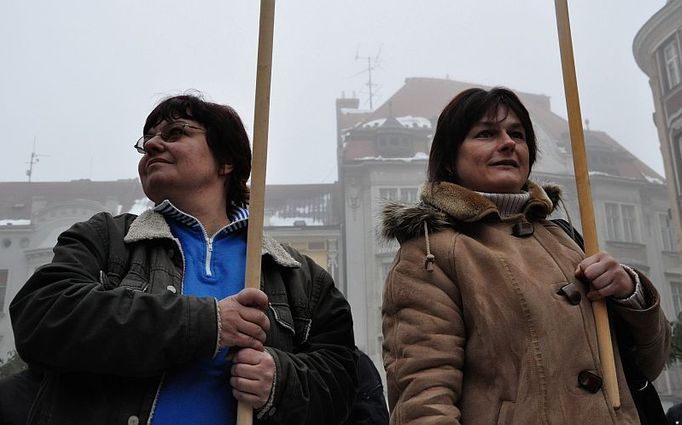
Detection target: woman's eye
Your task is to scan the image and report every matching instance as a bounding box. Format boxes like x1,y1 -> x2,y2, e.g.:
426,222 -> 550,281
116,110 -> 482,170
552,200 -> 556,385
164,126 -> 185,141
509,131 -> 526,140
475,130 -> 493,139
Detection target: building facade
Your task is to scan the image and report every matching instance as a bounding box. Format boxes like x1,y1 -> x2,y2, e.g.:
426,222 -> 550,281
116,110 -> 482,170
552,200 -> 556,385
634,0 -> 682,259
0,179 -> 150,357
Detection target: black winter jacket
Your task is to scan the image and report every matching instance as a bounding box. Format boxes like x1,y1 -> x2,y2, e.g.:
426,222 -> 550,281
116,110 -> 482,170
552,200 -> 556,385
9,210 -> 357,425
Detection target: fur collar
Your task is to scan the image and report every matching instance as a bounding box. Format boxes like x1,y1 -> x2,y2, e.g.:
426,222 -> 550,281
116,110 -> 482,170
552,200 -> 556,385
380,181 -> 562,242
124,210 -> 300,268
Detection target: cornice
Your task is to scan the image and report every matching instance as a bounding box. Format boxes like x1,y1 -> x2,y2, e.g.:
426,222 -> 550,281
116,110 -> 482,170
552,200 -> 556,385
633,1 -> 682,75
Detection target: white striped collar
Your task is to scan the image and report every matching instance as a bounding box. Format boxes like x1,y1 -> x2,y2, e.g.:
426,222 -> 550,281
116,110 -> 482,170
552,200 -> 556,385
153,199 -> 249,236
124,209 -> 300,268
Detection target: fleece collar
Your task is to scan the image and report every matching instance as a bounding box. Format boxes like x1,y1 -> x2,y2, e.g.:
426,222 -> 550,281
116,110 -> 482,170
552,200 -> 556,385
380,180 -> 562,242
124,209 -> 300,269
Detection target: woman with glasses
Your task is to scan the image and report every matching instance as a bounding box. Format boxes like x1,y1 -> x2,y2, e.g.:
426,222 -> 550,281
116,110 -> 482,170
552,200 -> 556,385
8,94 -> 357,425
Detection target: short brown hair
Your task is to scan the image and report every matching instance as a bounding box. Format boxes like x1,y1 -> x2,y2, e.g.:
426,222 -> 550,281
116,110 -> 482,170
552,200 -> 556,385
427,87 -> 537,184
144,94 -> 251,217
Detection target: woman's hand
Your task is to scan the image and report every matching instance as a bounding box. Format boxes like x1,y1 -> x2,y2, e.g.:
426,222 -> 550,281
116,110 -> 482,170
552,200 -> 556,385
575,251 -> 635,300
217,288 -> 270,351
230,348 -> 275,409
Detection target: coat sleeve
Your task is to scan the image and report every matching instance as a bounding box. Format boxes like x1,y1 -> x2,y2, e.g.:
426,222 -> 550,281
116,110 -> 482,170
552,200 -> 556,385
9,212 -> 218,377
609,271 -> 671,381
258,257 -> 357,425
382,236 -> 464,425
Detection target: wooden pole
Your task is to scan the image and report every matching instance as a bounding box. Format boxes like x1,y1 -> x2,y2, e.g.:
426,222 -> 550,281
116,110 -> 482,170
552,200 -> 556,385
554,0 -> 620,409
237,0 -> 276,424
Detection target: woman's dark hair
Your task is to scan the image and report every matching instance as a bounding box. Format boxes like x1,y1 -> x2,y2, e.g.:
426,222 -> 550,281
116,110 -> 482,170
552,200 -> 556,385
427,87 -> 537,184
144,93 -> 251,217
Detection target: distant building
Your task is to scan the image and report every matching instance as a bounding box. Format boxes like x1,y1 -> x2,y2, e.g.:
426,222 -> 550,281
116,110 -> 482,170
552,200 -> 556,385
0,179 -> 342,359
634,1 -> 682,399
338,77 -> 682,401
633,0 -> 682,258
0,179 -> 148,356
262,183 -> 344,292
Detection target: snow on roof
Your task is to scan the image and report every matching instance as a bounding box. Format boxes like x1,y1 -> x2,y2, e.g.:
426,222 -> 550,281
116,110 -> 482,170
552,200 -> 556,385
588,171 -> 614,177
362,118 -> 386,128
642,174 -> 665,185
396,116 -> 431,129
268,214 -> 323,227
355,152 -> 429,162
360,116 -> 431,129
0,219 -> 31,226
128,198 -> 154,215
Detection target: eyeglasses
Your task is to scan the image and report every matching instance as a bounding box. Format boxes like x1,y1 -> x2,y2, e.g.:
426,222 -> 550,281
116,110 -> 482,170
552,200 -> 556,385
134,122 -> 207,154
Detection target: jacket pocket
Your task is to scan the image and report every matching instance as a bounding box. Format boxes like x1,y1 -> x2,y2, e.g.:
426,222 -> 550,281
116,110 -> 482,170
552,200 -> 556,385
496,400 -> 515,425
269,303 -> 296,336
99,270 -> 124,290
269,303 -> 312,346
118,273 -> 150,292
99,269 -> 149,292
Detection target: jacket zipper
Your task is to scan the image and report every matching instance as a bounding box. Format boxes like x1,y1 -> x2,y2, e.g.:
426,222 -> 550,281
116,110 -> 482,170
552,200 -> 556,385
206,237 -> 214,277
147,217 -> 231,423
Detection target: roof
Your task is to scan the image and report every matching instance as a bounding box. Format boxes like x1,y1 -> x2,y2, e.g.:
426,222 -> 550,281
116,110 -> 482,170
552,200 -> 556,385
0,179 -> 342,227
339,77 -> 664,183
0,179 -> 146,221
265,183 -> 341,226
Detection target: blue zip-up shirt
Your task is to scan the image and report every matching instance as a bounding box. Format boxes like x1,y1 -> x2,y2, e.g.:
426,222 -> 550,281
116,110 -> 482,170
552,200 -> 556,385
151,201 -> 249,425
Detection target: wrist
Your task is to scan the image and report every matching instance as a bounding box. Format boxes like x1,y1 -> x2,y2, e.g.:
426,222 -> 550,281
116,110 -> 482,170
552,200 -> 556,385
612,264 -> 645,308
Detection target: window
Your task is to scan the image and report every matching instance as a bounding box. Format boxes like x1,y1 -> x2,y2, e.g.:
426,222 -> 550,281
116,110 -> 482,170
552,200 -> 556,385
605,203 -> 622,241
604,202 -> 638,242
672,281 -> 682,321
401,188 -> 418,202
379,188 -> 398,201
0,270 -> 7,313
660,213 -> 677,251
308,241 -> 326,250
621,205 -> 636,242
664,40 -> 682,90
379,261 -> 394,285
378,187 -> 418,203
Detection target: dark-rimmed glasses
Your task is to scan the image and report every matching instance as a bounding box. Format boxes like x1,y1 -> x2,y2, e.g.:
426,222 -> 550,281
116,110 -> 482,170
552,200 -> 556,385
134,122 -> 207,154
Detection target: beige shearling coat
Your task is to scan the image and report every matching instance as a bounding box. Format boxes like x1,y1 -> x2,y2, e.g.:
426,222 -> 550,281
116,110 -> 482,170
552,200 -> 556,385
380,181 -> 670,425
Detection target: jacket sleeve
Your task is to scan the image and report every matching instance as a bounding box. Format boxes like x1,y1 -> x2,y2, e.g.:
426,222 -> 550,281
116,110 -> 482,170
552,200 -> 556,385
609,271 -> 671,381
382,236 -> 464,425
343,349 -> 390,425
258,257 -> 357,425
9,212 -> 218,377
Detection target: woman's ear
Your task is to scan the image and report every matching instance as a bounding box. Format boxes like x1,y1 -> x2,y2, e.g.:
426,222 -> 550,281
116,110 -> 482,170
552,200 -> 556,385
218,164 -> 234,176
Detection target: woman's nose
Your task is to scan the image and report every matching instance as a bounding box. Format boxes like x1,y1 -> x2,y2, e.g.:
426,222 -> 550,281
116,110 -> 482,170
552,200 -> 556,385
498,132 -> 516,149
143,136 -> 165,154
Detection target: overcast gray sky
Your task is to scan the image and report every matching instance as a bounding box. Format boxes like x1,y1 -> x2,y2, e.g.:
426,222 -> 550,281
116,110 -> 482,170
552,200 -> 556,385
0,0 -> 666,184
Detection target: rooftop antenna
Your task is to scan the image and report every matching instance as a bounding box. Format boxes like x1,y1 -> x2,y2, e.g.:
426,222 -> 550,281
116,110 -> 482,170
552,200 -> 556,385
26,138 -> 48,182
355,47 -> 382,110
